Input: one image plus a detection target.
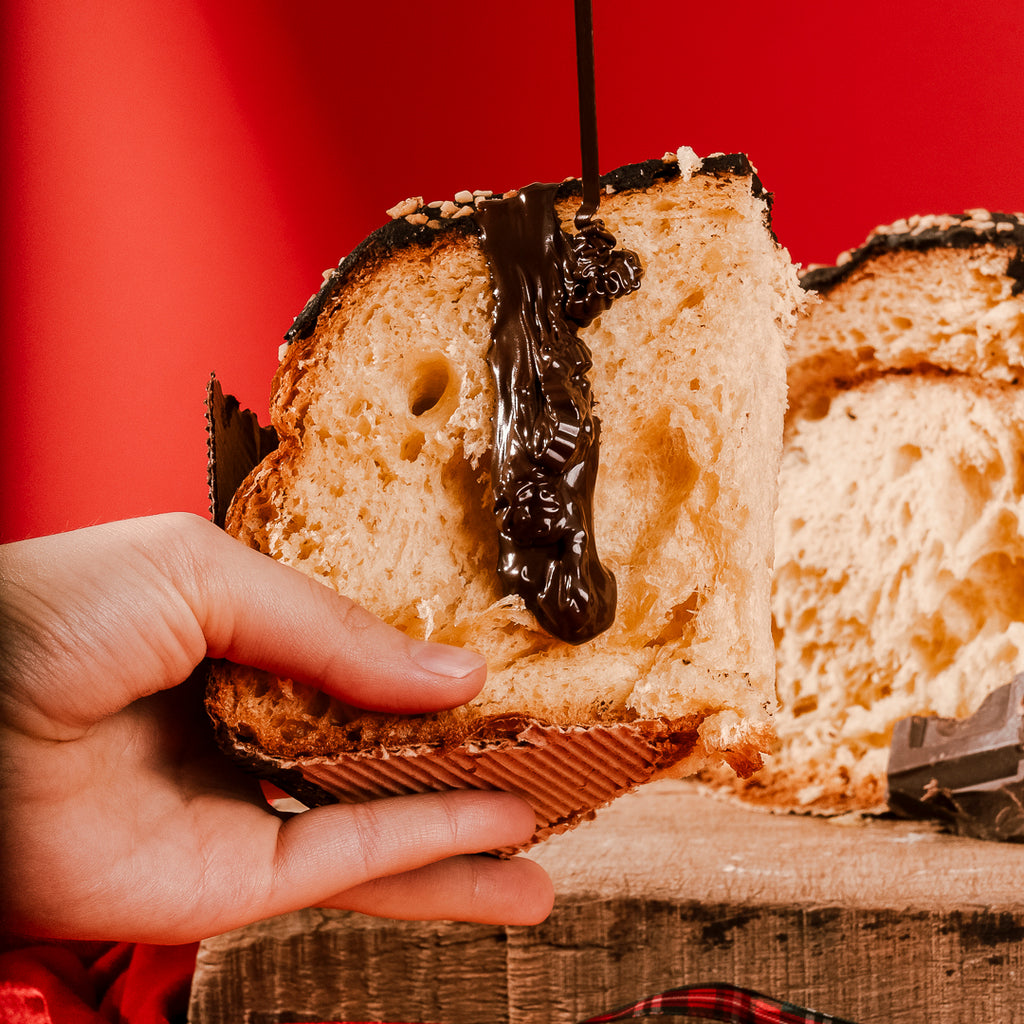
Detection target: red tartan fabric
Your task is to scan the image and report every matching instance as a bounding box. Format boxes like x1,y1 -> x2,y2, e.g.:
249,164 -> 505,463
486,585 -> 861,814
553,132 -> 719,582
577,985 -> 859,1024
0,939 -> 198,1024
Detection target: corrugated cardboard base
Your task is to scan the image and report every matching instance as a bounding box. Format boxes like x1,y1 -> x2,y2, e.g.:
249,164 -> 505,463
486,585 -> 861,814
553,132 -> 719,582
287,720 -> 700,853
188,781 -> 1024,1024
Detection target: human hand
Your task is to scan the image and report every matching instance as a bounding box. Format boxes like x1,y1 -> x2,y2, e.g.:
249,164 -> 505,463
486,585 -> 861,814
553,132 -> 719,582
0,513 -> 553,943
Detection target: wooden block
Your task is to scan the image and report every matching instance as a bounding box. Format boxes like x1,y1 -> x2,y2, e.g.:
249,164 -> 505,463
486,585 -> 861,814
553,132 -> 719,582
188,781 -> 1024,1024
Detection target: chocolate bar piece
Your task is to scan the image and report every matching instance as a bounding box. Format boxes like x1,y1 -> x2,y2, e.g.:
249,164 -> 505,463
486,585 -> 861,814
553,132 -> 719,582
887,675 -> 1024,841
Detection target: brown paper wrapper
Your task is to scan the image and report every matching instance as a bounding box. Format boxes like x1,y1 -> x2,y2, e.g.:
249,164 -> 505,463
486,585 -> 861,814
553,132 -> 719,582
204,374 -> 278,527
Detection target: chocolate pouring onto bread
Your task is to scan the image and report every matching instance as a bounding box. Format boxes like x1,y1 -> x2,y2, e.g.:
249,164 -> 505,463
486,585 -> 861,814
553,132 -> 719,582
717,210 -> 1024,816
204,144 -> 802,850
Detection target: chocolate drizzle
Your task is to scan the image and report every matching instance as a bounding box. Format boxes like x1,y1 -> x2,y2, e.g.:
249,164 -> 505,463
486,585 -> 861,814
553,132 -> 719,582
473,0 -> 643,644
477,183 -> 641,644
573,0 -> 601,230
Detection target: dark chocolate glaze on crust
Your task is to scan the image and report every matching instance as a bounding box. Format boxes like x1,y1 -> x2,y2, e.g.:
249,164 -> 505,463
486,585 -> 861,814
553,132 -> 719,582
286,152 -> 771,343
801,212 -> 1024,296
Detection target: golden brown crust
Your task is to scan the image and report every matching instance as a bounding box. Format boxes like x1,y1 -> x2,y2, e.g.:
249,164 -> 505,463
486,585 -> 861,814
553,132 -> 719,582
697,760 -> 888,817
205,660 -> 771,773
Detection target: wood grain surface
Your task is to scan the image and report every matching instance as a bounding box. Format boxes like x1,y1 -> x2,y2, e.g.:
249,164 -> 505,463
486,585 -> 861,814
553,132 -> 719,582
188,780 -> 1024,1024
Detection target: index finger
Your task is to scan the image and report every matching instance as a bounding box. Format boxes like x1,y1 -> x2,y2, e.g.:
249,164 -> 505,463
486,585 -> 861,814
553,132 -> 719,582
163,513 -> 488,713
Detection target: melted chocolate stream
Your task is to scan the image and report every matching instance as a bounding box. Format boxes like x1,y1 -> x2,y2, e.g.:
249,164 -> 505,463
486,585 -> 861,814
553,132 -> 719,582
476,0 -> 643,644
574,0 -> 600,229
477,185 -> 641,644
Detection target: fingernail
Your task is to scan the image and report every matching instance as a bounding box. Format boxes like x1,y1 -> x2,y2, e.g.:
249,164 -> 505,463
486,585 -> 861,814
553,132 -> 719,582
410,641 -> 486,678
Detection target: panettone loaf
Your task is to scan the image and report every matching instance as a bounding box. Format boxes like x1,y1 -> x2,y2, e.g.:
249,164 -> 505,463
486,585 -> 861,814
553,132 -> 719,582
730,211 -> 1024,815
205,149 -> 803,847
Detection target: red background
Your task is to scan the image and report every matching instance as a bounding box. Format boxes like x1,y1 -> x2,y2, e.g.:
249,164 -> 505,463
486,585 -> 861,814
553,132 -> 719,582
3,0 -> 1023,542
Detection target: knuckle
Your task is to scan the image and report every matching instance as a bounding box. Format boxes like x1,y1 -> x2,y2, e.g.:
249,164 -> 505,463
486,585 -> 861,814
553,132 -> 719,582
436,791 -> 466,847
346,801 -> 388,878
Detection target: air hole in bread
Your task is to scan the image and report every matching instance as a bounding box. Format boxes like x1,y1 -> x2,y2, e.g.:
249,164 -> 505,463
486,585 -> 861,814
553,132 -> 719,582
893,443 -> 922,476
233,721 -> 257,741
909,616 -> 958,676
791,695 -> 818,718
409,356 -> 453,416
439,443 -> 495,553
803,393 -> 832,421
303,688 -> 332,719
319,700 -> 352,726
796,607 -> 817,633
402,431 -> 426,462
962,452 -> 1006,496
961,551 -> 1024,630
297,536 -> 319,560
682,288 -> 705,309
251,671 -> 273,699
644,591 -> 702,647
373,458 -> 397,487
994,640 -> 1021,666
277,720 -> 314,744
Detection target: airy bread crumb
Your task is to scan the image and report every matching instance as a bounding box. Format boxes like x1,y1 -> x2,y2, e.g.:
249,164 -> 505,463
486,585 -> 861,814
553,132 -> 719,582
718,213 -> 1024,814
